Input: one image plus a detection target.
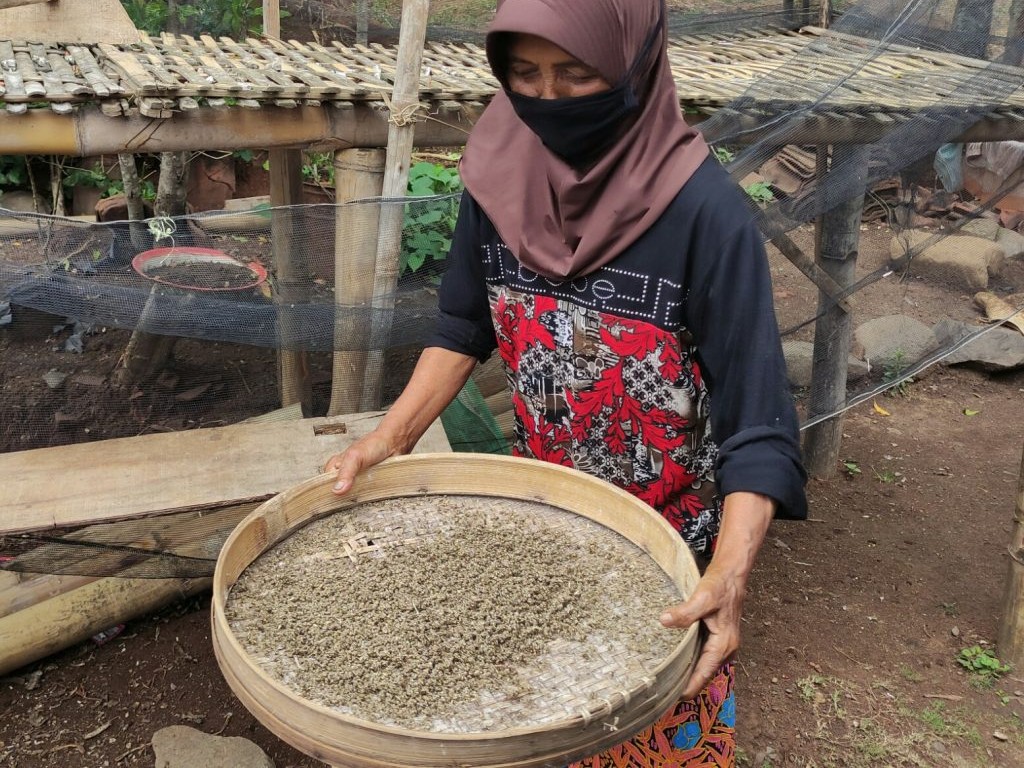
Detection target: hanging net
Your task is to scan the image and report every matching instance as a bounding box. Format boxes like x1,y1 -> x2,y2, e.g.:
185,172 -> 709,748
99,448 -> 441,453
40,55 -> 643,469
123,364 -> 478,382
1,0 -> 1023,579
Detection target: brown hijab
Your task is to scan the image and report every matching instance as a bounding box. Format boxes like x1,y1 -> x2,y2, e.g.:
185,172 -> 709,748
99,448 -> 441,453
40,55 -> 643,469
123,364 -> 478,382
460,0 -> 709,281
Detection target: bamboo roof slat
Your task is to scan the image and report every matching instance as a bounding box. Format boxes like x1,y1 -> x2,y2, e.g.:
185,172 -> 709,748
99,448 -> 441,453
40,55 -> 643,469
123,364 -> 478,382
0,27 -> 1022,137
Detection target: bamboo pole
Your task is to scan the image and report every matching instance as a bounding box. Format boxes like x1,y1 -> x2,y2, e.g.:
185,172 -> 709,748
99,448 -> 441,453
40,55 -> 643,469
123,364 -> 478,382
0,575 -> 210,676
359,0 -> 431,412
997,444 -> 1024,669
327,148 -> 386,416
802,146 -> 868,478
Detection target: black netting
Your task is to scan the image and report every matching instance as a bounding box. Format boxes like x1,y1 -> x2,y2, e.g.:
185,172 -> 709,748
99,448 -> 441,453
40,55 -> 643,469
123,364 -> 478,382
2,0 -> 1023,578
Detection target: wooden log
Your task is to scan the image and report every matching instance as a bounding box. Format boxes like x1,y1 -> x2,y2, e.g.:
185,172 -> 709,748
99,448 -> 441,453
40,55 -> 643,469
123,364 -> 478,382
802,146 -> 868,478
359,0 -> 432,412
997,443 -> 1024,669
327,148 -> 386,416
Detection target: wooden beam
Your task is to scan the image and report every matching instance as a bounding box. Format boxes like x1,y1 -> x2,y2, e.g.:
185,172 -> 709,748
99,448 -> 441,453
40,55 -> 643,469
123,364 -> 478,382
0,102 -> 483,157
0,411 -> 450,535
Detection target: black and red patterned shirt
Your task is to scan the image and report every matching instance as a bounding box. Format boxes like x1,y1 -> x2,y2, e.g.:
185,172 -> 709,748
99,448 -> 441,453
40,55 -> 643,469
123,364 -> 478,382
430,157 -> 806,555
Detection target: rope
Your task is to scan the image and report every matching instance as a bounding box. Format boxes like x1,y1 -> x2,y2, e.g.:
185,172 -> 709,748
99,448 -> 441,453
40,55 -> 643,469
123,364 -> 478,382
381,92 -> 426,127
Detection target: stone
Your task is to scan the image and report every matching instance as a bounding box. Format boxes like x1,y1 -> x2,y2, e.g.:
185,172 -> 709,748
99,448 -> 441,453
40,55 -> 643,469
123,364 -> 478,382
891,230 -> 1005,291
959,217 -> 1001,240
933,318 -> 1024,372
855,315 -> 939,372
782,340 -> 871,389
151,725 -> 275,768
995,227 -> 1024,260
0,190 -> 51,214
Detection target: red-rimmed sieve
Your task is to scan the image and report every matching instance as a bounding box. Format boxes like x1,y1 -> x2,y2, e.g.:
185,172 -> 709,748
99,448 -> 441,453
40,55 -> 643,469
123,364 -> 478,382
131,247 -> 268,292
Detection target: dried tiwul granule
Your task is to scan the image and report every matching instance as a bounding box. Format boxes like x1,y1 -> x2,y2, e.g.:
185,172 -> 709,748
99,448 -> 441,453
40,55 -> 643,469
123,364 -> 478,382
226,495 -> 683,732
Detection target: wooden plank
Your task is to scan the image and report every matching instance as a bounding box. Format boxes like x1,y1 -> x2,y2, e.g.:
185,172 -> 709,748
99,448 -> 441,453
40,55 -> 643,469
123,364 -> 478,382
0,412 -> 450,535
0,0 -> 139,45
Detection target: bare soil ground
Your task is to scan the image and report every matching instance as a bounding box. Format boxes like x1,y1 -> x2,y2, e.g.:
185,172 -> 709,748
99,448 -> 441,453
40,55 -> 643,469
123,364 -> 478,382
1,224 -> 1023,766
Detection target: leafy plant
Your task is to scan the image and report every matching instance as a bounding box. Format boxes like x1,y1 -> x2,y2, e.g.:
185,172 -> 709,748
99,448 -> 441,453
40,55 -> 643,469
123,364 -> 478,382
872,466 -> 900,484
401,160 -> 463,276
302,151 -> 335,186
957,645 -> 1011,687
712,146 -> 735,164
882,349 -> 914,396
842,459 -> 862,477
0,155 -> 30,192
120,0 -> 170,34
744,180 -> 775,205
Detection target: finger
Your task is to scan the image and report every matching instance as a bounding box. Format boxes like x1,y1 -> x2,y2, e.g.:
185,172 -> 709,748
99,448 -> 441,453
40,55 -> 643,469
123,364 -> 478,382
680,639 -> 729,700
331,449 -> 368,495
660,589 -> 712,629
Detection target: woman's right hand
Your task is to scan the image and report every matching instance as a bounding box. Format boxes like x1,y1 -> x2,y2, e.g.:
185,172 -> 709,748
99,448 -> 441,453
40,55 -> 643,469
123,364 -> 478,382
324,430 -> 399,495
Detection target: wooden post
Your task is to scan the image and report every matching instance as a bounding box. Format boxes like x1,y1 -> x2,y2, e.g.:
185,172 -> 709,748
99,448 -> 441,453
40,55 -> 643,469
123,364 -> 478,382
270,148 -> 313,412
359,0 -> 431,412
802,146 -> 867,478
819,0 -> 832,28
327,148 -> 386,416
356,0 -> 370,45
998,444 -> 1024,669
263,0 -> 280,37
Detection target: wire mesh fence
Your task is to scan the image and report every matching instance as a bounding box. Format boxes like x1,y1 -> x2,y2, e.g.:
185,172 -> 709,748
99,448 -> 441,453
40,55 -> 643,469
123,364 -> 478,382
1,0 -> 1023,577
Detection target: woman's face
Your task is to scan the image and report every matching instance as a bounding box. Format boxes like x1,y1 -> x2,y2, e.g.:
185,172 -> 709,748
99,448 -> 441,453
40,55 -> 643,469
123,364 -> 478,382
506,33 -> 611,99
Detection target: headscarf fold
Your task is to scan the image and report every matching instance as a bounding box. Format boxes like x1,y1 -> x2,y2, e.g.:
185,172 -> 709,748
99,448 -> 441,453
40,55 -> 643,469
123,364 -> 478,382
460,0 -> 709,280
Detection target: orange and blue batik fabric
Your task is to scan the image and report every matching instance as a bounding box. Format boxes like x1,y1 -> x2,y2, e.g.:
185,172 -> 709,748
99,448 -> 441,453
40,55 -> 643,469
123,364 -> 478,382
568,664 -> 735,768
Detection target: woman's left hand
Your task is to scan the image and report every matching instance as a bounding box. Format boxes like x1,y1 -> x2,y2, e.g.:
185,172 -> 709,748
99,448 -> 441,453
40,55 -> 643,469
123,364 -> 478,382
657,491 -> 776,699
659,563 -> 747,699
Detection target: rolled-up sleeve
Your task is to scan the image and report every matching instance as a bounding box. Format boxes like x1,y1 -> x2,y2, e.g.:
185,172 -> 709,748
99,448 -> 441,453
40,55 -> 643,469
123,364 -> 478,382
686,216 -> 807,520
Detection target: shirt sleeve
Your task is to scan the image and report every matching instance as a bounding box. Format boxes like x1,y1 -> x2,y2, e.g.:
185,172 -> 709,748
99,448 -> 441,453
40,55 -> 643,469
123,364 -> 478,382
684,205 -> 808,520
425,193 -> 498,362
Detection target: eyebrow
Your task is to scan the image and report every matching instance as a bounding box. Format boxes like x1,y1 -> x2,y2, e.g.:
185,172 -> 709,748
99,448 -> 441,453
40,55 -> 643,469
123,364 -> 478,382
508,54 -> 597,71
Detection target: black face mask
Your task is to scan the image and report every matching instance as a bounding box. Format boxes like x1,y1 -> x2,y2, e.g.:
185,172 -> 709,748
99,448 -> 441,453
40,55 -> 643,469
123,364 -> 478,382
503,12 -> 664,169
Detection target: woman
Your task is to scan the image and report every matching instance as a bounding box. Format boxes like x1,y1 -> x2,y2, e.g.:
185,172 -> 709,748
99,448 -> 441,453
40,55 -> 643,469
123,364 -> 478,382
325,0 -> 807,764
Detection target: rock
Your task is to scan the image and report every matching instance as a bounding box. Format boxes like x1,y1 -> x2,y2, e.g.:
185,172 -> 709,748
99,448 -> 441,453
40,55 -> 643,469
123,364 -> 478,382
782,340 -> 871,388
995,227 -> 1024,260
933,318 -> 1024,371
42,370 -> 68,390
0,190 -> 51,214
891,230 -> 1005,291
854,315 -> 938,371
959,217 -> 1001,240
151,725 -> 275,768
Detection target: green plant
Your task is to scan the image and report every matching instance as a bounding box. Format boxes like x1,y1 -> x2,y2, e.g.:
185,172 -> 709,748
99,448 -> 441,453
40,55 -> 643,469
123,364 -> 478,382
120,0 -> 170,34
302,151 -> 335,186
872,466 -> 900,484
712,146 -> 735,164
744,180 -> 775,205
882,349 -> 914,396
842,459 -> 862,477
957,645 -> 1011,687
0,155 -> 30,193
401,160 -> 463,276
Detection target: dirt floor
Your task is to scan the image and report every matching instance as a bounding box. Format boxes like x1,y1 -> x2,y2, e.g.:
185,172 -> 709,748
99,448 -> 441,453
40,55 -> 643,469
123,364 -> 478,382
1,222 -> 1023,766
